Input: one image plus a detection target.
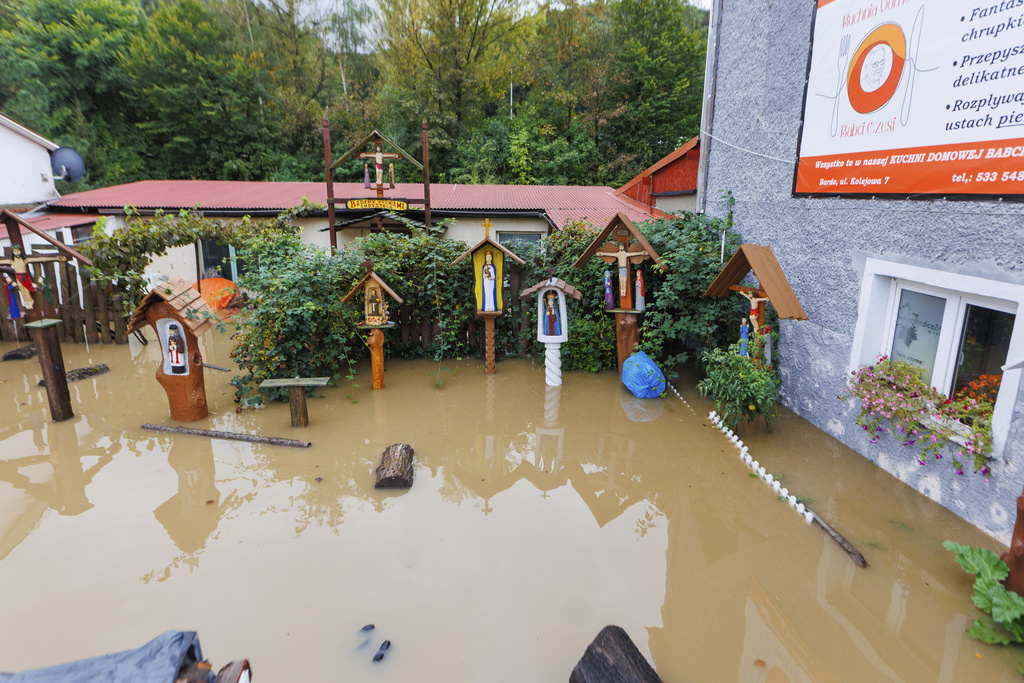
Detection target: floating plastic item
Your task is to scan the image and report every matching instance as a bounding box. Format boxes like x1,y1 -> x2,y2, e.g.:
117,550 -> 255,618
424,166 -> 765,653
621,351 -> 666,399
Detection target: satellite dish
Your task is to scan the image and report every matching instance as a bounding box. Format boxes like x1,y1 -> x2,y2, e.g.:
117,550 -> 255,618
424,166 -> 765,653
50,147 -> 85,183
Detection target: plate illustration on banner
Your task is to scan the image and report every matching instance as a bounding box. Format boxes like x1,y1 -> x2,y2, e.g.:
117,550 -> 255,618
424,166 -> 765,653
847,23 -> 906,114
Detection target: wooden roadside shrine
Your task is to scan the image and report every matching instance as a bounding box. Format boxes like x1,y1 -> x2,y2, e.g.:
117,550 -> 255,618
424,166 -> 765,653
323,124 -> 431,252
451,219 -> 525,374
1,210 -> 94,422
127,278 -> 217,422
703,243 -> 808,335
341,259 -> 404,390
573,213 -> 666,374
520,276 -> 582,386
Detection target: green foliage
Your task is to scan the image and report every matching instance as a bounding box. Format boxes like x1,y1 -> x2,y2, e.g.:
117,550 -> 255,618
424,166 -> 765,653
230,231 -> 364,405
943,541 -> 1024,646
635,211 -> 742,370
697,338 -> 781,431
79,204 -> 310,308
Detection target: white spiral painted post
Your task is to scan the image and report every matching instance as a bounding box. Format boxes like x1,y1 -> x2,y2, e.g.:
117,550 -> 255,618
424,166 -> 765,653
544,384 -> 561,424
544,342 -> 562,387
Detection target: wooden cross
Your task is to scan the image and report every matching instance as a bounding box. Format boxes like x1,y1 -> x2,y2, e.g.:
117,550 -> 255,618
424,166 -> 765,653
363,259 -> 374,275
595,241 -> 649,309
482,218 -> 494,239
358,142 -> 402,198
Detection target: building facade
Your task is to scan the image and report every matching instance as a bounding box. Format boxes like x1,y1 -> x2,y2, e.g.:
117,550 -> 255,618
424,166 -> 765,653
701,0 -> 1024,543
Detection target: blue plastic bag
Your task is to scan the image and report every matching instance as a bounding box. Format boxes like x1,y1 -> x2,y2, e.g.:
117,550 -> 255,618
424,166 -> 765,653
621,351 -> 665,399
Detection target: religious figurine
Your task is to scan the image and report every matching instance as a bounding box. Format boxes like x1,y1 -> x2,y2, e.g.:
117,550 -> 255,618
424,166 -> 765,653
364,283 -> 389,326
764,324 -> 773,367
7,245 -> 37,311
167,323 -> 188,375
739,318 -> 749,357
364,163 -> 371,189
604,271 -> 614,310
635,271 -> 645,312
738,289 -> 770,333
544,290 -> 561,337
389,163 -> 396,188
4,274 -> 21,319
481,250 -> 498,312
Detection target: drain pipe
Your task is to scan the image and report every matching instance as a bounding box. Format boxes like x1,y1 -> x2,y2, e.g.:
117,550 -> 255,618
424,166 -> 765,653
696,0 -> 724,214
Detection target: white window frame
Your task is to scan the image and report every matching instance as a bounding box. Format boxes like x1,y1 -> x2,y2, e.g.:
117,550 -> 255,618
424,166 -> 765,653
850,258 -> 1024,455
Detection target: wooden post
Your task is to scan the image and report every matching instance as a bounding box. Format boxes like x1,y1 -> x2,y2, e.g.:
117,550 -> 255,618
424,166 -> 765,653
323,119 -> 337,254
422,119 -> 431,230
614,312 -> 640,374
288,386 -> 309,427
369,328 -> 385,389
481,314 -> 498,374
26,319 -> 73,422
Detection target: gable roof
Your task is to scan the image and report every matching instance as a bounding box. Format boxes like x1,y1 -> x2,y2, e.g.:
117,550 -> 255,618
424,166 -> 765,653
332,129 -> 424,171
703,244 -> 808,321
572,212 -> 665,270
0,113 -> 59,152
520,277 -> 583,300
450,235 -> 526,267
340,270 -> 403,305
127,277 -> 217,337
52,181 -> 655,229
615,136 -> 700,208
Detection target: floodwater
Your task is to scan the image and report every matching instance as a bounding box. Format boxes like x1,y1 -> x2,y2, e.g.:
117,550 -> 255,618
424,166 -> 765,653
0,331 -> 1020,682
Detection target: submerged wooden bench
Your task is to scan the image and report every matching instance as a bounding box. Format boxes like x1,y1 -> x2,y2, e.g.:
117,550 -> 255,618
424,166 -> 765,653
259,377 -> 330,427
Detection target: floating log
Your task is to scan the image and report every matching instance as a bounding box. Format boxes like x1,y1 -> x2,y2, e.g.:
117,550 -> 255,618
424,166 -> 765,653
810,510 -> 869,568
570,625 -> 663,683
2,345 -> 36,361
375,443 -> 414,488
38,363 -> 109,386
141,423 -> 311,448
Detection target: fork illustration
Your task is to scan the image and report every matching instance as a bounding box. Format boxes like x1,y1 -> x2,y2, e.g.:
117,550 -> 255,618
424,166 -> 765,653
831,34 -> 851,137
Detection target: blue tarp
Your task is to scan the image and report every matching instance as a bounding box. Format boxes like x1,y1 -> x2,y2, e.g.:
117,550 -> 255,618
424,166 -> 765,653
621,351 -> 666,399
1,631 -> 202,683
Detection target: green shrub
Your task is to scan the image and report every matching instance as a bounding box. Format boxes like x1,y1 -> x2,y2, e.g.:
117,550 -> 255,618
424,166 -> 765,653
697,336 -> 781,431
944,541 -> 1024,646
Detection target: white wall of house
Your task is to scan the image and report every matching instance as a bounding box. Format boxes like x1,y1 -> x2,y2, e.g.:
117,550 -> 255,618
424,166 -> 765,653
0,123 -> 58,206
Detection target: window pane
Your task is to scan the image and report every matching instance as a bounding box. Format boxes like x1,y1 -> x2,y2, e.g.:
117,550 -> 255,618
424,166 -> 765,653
952,304 -> 1015,400
890,289 -> 945,384
498,232 -> 541,246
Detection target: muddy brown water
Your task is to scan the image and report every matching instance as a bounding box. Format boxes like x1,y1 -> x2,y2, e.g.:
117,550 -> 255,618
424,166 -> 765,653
0,332 -> 1020,681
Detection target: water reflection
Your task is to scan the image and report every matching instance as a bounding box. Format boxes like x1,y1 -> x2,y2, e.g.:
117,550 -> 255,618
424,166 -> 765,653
2,338 -> 1022,681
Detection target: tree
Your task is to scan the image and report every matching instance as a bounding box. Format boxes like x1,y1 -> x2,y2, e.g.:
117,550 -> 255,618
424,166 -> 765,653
121,0 -> 281,180
0,0 -> 146,185
600,0 -> 707,184
374,0 -> 533,166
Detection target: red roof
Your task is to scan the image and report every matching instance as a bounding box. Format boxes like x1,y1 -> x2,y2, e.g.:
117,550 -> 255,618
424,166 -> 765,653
13,213 -> 100,234
53,180 -> 654,228
615,137 -> 700,210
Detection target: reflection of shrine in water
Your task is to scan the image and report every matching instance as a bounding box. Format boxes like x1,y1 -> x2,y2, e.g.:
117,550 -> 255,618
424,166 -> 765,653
0,411 -> 117,562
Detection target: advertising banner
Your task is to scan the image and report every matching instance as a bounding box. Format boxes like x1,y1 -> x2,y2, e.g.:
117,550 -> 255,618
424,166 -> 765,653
796,0 -> 1024,196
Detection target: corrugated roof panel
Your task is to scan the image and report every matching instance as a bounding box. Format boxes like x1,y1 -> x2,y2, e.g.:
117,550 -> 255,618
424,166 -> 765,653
53,181 -> 657,228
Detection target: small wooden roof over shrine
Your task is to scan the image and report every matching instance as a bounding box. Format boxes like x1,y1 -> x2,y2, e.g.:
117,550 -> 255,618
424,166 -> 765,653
520,277 -> 583,300
450,235 -> 526,267
703,244 -> 808,320
572,212 -> 666,270
331,129 -> 424,171
341,262 -> 404,304
127,277 -> 218,336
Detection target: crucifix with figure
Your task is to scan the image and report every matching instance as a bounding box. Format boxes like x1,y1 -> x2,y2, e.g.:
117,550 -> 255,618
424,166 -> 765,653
1,243 -> 66,320
358,142 -> 401,198
573,213 -> 666,374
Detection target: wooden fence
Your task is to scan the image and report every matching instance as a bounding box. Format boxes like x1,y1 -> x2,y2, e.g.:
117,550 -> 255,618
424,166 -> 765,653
0,257 -> 129,345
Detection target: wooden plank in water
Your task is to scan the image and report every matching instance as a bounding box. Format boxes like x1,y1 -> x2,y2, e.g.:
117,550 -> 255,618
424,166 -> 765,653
141,423 -> 311,448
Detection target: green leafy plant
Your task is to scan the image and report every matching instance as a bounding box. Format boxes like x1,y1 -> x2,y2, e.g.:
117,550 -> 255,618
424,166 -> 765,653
840,357 -> 994,474
943,541 -> 1024,645
697,335 -> 780,431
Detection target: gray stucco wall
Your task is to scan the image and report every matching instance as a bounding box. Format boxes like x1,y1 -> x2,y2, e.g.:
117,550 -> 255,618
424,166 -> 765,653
703,0 -> 1024,544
